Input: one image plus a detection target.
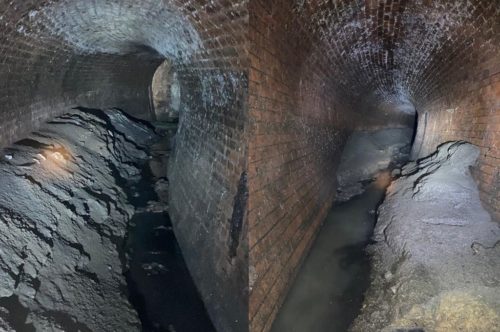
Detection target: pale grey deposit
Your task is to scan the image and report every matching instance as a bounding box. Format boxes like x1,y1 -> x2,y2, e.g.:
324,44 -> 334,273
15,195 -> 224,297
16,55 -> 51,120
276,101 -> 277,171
336,128 -> 413,202
0,108 -> 156,331
352,141 -> 500,331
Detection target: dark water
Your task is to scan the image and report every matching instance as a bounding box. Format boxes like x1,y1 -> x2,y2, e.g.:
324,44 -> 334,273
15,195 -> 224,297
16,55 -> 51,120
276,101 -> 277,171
125,211 -> 215,332
271,172 -> 392,332
0,295 -> 35,332
123,136 -> 214,332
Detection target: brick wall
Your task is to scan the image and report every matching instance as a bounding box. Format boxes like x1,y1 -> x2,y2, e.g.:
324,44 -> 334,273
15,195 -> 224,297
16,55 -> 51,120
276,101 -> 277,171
247,2 -> 355,331
0,1 -> 250,331
408,3 -> 500,222
0,36 -> 158,147
0,0 -> 181,147
169,67 -> 250,331
166,2 -> 250,332
412,57 -> 500,221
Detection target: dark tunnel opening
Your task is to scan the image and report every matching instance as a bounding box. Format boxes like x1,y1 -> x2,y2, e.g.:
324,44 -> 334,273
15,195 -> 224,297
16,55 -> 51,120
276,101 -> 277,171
0,1 -> 498,332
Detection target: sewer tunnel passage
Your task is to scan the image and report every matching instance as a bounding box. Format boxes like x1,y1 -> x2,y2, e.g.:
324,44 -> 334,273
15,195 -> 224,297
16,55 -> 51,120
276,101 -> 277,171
0,1 -> 498,332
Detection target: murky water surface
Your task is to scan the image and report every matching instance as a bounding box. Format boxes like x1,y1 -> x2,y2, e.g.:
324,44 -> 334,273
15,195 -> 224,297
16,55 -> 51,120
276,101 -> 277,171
125,211 -> 215,332
271,173 -> 392,332
125,131 -> 215,332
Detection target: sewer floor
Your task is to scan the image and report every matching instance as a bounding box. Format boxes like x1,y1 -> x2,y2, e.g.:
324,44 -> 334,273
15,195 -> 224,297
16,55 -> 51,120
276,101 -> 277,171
271,172 -> 392,332
124,123 -> 215,332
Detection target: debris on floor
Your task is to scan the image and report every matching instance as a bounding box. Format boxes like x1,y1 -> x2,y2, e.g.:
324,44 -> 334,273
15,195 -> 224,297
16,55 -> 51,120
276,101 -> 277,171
351,141 -> 500,332
124,121 -> 215,332
336,128 -> 413,202
0,109 -> 214,332
0,108 -> 157,331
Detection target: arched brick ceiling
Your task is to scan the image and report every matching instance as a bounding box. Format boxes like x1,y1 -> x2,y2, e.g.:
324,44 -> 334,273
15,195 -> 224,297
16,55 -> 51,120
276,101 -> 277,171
35,0 -> 202,58
293,0 -> 500,108
0,0 -> 248,146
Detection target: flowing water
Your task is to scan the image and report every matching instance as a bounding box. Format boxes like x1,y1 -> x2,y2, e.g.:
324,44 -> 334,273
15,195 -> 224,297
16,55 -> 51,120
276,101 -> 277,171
271,172 -> 392,332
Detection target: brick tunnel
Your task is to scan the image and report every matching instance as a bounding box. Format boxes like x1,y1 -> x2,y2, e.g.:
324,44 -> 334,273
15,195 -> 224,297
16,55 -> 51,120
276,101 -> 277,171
0,1 -> 498,332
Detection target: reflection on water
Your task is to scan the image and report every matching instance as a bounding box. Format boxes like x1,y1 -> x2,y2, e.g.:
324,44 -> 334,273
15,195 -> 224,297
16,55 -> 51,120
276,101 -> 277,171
271,172 -> 392,332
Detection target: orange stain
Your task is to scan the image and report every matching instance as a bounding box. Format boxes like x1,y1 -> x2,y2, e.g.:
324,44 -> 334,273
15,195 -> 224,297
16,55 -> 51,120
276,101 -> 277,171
36,145 -> 74,177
